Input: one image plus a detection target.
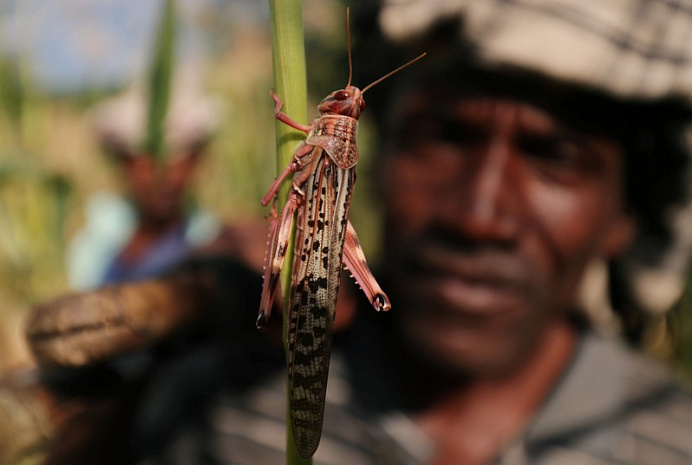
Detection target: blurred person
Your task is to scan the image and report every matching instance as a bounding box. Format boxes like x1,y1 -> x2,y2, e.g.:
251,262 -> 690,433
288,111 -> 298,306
67,75 -> 224,289
22,1 -> 692,464
66,0 -> 227,290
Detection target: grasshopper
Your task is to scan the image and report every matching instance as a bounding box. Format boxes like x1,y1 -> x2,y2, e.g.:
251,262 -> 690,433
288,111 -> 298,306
257,22 -> 424,457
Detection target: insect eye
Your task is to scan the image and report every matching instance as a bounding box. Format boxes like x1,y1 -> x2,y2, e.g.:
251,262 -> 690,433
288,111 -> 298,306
359,99 -> 366,110
334,90 -> 350,101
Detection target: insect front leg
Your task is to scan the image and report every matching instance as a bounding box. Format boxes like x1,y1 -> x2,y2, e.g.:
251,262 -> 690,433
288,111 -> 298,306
343,221 -> 391,312
257,190 -> 302,329
261,142 -> 314,207
270,90 -> 311,134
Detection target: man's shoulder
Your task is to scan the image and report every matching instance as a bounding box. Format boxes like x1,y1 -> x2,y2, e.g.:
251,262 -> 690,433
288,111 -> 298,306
529,334 -> 692,464
616,348 -> 692,464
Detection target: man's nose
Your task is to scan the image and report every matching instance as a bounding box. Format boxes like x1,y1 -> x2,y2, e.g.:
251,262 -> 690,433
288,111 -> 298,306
436,136 -> 520,244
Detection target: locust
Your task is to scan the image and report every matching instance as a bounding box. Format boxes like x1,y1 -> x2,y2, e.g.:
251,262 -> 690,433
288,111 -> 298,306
257,22 -> 425,458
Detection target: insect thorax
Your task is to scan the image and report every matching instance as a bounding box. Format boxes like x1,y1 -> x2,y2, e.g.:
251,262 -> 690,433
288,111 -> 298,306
306,114 -> 359,169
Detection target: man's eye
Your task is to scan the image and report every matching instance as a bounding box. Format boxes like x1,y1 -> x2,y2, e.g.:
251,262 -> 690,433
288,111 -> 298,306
521,136 -> 582,167
398,117 -> 485,147
520,134 -> 605,185
438,122 -> 485,146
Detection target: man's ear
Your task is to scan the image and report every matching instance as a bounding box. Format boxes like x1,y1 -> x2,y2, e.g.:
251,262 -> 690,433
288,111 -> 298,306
602,211 -> 636,258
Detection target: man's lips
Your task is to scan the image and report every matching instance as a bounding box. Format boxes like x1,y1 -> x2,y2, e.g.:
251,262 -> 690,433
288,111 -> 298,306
403,241 -> 531,317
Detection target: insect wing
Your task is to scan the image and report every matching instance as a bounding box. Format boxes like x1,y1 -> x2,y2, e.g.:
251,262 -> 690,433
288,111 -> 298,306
287,152 -> 355,458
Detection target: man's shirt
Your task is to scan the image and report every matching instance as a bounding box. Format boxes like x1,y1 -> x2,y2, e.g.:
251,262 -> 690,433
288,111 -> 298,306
158,319 -> 692,465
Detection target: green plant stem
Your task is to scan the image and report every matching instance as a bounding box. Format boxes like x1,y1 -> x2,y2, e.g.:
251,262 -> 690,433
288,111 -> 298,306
268,1 -> 310,464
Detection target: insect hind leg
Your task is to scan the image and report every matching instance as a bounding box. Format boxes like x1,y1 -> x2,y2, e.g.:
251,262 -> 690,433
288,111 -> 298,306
257,192 -> 302,329
343,221 -> 391,312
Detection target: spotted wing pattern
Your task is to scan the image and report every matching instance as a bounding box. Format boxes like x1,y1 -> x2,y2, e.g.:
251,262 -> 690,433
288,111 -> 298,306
287,151 -> 355,458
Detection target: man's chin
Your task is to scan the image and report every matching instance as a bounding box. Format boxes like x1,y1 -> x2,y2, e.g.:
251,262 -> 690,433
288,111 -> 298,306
399,311 -> 533,379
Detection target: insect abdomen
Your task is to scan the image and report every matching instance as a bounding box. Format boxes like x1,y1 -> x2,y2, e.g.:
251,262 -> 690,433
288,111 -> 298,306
287,155 -> 355,458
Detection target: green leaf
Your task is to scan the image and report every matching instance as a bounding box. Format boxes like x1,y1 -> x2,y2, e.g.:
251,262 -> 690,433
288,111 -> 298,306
145,0 -> 176,161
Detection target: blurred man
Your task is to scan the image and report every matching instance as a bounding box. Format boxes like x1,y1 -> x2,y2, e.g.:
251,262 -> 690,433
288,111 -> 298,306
67,76 -> 223,289
25,1 -> 692,464
191,1 -> 692,463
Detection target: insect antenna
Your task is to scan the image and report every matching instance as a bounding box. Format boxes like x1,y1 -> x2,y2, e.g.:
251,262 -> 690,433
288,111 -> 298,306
345,7 -> 353,88
361,52 -> 427,94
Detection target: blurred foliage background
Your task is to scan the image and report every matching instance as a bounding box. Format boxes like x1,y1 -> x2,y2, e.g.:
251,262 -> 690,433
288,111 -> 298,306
0,0 -> 689,385
0,0 -> 388,375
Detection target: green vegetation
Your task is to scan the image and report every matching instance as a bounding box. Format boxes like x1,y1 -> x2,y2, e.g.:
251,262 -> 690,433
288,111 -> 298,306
145,0 -> 176,161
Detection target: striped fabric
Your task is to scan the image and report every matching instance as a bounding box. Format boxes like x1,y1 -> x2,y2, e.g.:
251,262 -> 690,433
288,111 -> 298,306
158,332 -> 692,465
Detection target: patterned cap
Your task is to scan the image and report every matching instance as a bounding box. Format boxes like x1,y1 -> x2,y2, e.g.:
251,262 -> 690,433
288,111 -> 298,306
380,0 -> 692,103
376,0 -> 692,316
90,67 -> 220,159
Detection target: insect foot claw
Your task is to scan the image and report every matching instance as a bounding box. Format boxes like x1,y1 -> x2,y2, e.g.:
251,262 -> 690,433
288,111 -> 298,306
256,311 -> 269,330
373,293 -> 391,312
269,89 -> 283,112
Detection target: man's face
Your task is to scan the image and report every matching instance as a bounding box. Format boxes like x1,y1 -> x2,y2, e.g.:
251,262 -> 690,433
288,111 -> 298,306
380,88 -> 633,377
122,153 -> 200,225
